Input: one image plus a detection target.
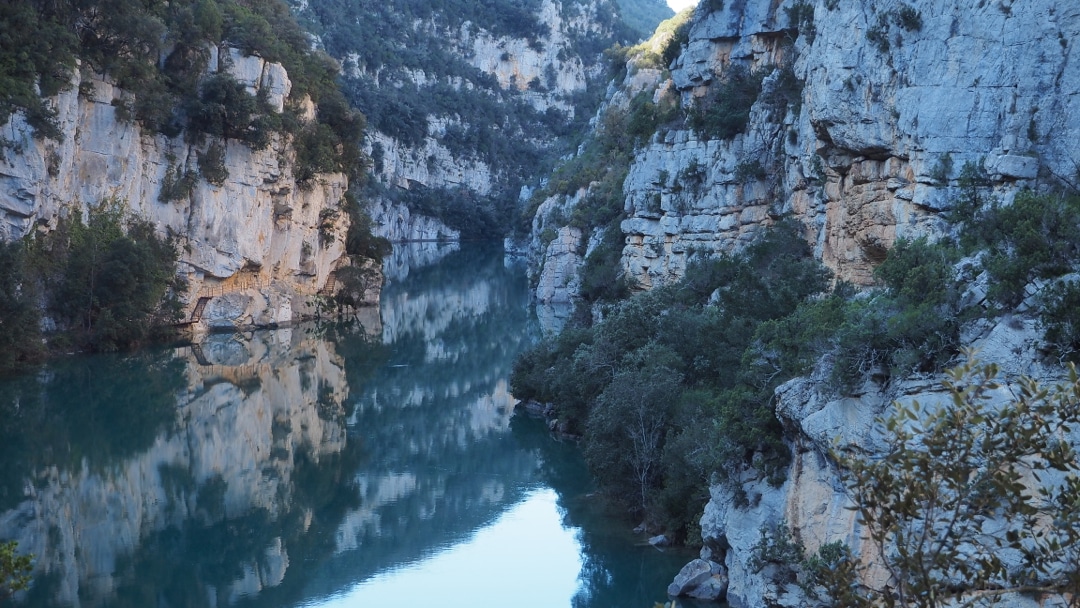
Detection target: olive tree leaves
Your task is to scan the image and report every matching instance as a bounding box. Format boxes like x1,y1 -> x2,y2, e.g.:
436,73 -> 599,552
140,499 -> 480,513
826,354 -> 1080,607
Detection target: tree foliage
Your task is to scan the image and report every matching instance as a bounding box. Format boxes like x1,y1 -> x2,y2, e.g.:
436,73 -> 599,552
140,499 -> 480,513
688,65 -> 766,141
0,241 -> 44,373
17,201 -> 186,357
0,202 -> 186,373
0,540 -> 32,599
823,356 -> 1080,607
512,221 -> 832,534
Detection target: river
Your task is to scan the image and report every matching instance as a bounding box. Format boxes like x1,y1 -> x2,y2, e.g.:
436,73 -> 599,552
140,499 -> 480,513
0,242 -> 701,608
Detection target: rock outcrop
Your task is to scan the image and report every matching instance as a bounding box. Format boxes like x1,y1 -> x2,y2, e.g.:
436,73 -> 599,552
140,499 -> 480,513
0,52 -> 371,330
530,0 -> 1080,289
699,311 -> 1058,607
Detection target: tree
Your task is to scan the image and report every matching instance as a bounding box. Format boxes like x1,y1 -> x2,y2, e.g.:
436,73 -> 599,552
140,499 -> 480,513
49,202 -> 184,351
0,240 -> 43,373
826,354 -> 1080,607
583,342 -> 681,516
0,540 -> 31,599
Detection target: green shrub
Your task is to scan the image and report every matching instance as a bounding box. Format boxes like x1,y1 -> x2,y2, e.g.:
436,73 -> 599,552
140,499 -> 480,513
197,141 -> 229,185
866,5 -> 923,54
626,91 -> 678,145
1040,279 -> 1080,361
929,152 -> 953,184
866,12 -> 892,53
688,65 -> 765,140
159,159 -> 198,202
0,540 -> 32,598
38,202 -> 185,352
893,5 -> 923,31
749,522 -> 805,573
784,0 -> 815,41
512,222 -> 831,531
186,73 -> 261,145
578,221 -> 632,304
966,191 -> 1080,308
0,241 -> 44,374
343,191 -> 391,262
829,238 -> 961,390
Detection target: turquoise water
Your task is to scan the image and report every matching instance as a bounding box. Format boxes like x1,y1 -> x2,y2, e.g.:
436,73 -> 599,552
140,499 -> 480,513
0,243 -> 699,608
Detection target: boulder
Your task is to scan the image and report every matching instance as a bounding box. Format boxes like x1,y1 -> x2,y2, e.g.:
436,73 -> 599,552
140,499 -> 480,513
667,558 -> 727,600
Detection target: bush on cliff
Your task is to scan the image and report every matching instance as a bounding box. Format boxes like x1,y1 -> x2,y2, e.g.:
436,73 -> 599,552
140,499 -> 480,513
43,203 -> 186,352
0,241 -> 44,373
810,356 -> 1080,607
688,65 -> 766,141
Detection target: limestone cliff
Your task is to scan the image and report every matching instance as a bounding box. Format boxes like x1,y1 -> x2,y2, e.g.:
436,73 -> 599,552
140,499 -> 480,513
294,0 -> 669,242
530,0 -> 1080,293
0,51 -> 372,330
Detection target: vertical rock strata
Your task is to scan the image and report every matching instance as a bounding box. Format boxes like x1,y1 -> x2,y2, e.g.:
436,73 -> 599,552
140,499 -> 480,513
0,53 -> 370,330
626,0 -> 1080,286
532,0 -> 1080,292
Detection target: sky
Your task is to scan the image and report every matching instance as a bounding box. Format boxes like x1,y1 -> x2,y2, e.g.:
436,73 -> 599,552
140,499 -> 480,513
667,0 -> 698,11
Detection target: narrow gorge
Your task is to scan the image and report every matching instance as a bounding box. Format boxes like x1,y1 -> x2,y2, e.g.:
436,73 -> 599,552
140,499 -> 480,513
3,0 -> 1080,606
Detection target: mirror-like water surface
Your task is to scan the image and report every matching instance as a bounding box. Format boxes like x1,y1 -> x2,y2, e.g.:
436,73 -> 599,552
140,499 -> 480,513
0,243 -> 697,607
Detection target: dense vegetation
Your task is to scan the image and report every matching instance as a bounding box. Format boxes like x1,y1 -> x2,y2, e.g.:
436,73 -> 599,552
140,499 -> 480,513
0,540 -> 31,600
513,178 -> 1080,538
0,202 -> 185,373
612,0 -> 674,40
512,221 -> 831,538
0,0 -> 364,186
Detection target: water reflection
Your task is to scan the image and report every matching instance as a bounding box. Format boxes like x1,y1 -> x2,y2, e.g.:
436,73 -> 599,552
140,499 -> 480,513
0,242 -> 689,608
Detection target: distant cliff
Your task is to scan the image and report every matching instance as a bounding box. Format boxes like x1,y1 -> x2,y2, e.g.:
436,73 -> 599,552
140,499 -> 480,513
292,0 -> 673,242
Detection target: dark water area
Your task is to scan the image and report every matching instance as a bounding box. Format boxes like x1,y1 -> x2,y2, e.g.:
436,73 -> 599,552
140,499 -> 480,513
0,242 -> 704,608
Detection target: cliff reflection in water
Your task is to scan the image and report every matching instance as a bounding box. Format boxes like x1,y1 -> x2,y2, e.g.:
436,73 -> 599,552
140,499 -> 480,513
0,327 -> 357,607
0,242 -> 547,607
0,242 -> 693,608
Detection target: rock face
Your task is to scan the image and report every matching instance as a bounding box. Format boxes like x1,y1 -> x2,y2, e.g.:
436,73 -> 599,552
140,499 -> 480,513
298,0 -> 642,243
518,0 -> 1080,604
531,0 -> 1080,289
624,0 -> 1080,286
699,313 -> 1057,607
0,53 -> 368,330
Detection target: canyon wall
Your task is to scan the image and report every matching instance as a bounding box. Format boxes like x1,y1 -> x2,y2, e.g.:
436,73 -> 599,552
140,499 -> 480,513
0,50 -> 371,330
293,0 -> 659,243
532,0 -> 1080,294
